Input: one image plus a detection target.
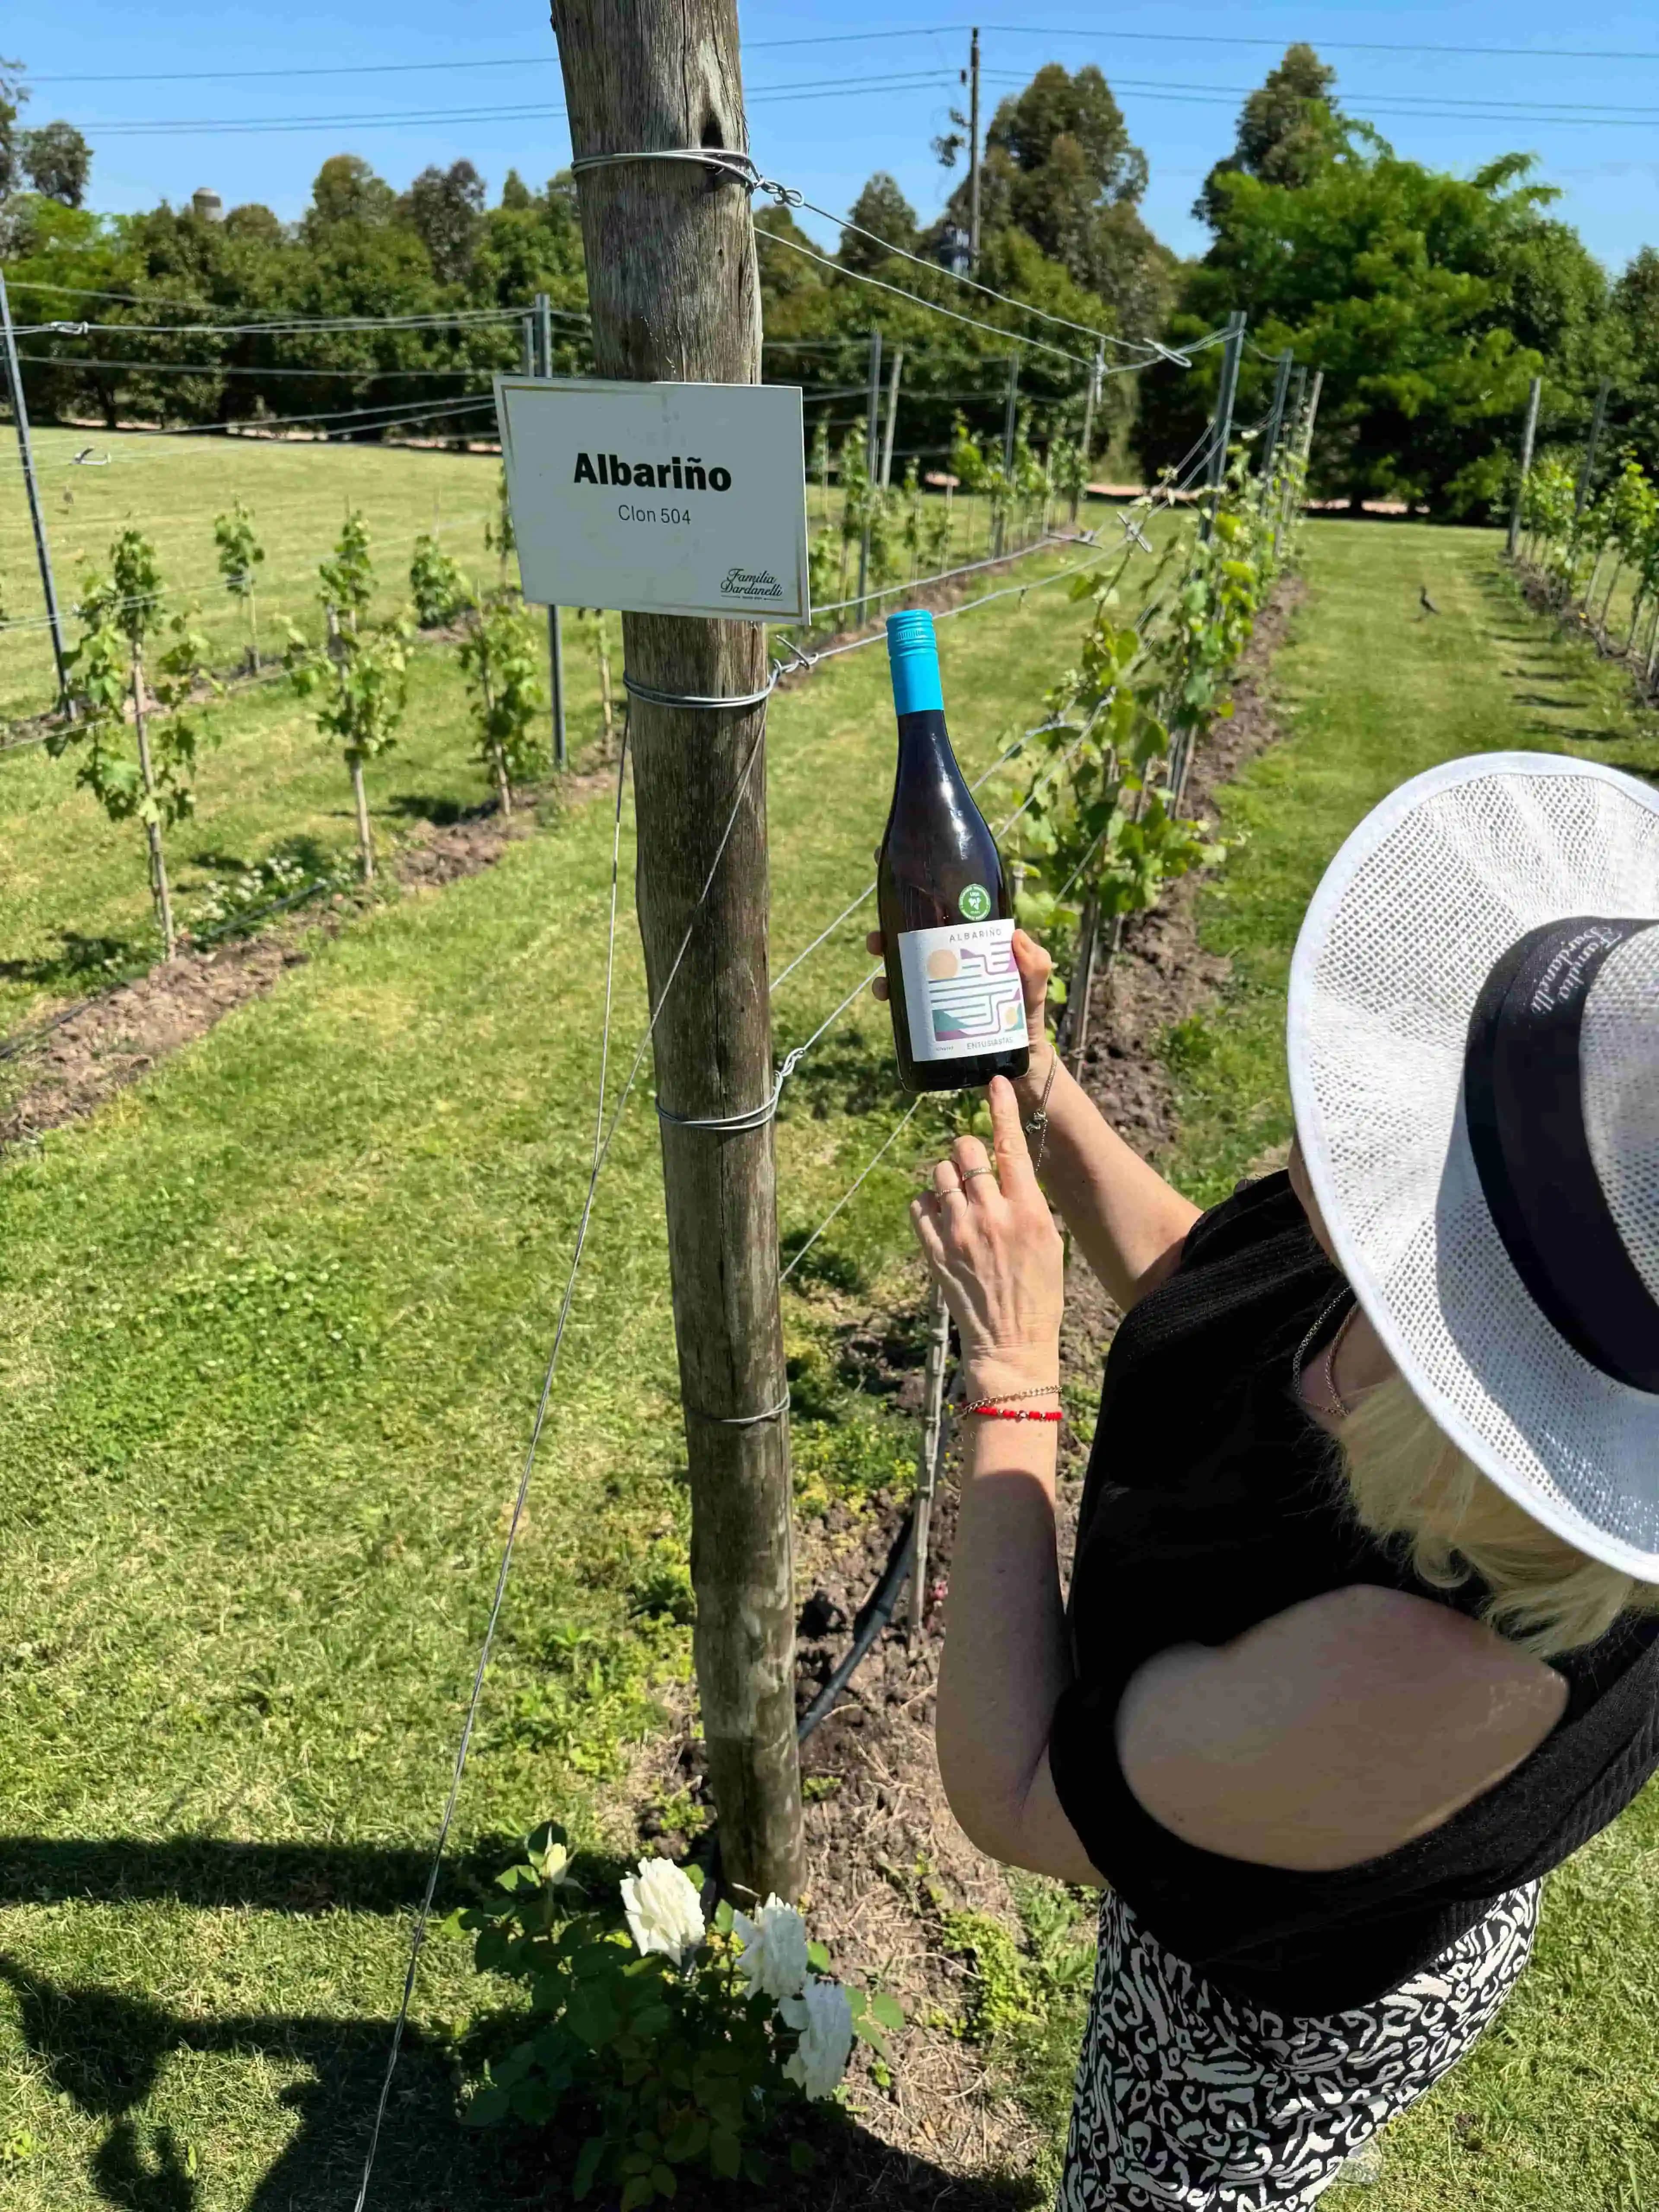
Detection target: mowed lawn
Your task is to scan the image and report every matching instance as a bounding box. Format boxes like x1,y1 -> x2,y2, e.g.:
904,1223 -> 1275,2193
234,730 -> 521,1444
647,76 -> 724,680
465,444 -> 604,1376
1005,521 -> 1659,2212
0,536 -> 1133,2208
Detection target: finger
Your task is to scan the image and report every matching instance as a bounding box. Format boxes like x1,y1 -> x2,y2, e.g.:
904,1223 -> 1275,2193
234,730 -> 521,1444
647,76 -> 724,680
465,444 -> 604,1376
909,1196 -> 948,1268
1011,929 -> 1053,988
931,1158 -> 967,1201
985,1074 -> 1038,1195
865,929 -> 885,957
950,1132 -> 997,1200
871,976 -> 889,1002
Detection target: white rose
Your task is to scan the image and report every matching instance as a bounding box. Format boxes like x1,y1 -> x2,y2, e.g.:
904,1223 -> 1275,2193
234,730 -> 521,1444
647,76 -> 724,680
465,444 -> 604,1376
778,1975 -> 854,2101
732,1894 -> 810,2003
620,1856 -> 705,1966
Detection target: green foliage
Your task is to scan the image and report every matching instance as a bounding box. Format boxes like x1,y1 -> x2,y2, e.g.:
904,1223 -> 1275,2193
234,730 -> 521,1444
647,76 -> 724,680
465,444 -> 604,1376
456,1828 -> 902,2207
318,509 -> 374,631
289,613 -> 410,769
213,502 -> 264,601
458,598 -> 546,802
408,531 -> 472,629
485,466 -> 517,585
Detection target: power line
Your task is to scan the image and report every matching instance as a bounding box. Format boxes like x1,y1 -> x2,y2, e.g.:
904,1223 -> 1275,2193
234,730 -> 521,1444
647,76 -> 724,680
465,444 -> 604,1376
27,23 -> 1659,81
15,354 -> 506,380
62,70 -> 955,138
981,69 -> 1659,125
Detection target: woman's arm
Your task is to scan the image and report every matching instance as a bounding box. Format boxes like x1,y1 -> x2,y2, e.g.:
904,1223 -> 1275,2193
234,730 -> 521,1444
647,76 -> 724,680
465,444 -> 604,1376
871,928 -> 1199,1310
912,1078 -> 1103,1886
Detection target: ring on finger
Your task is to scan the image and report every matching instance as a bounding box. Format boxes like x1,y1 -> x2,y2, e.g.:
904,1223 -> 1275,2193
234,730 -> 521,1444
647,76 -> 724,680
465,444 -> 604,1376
959,1166 -> 997,1183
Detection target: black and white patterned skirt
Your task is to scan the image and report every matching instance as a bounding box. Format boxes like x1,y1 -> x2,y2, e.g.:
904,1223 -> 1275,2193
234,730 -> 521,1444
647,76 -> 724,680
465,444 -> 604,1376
1058,1882 -> 1541,2211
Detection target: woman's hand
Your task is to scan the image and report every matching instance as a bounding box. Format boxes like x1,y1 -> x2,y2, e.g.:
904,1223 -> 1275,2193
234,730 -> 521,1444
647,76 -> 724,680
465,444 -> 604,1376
909,1075 -> 1064,1396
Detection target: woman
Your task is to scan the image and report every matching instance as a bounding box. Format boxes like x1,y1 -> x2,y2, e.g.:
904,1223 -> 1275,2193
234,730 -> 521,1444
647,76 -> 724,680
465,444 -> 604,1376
874,753 -> 1659,2209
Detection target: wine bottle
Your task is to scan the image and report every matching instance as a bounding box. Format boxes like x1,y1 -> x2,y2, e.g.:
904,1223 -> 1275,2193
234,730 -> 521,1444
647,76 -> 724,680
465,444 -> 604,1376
876,609 -> 1030,1093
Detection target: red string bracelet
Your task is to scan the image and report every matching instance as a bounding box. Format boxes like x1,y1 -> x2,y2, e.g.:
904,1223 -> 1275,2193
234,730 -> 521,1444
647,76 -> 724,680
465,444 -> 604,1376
964,1403 -> 1062,1422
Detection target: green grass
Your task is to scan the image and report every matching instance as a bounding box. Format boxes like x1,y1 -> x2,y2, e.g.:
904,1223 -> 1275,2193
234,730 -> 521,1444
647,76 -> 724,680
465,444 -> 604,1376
0,522 -> 1149,2207
999,520 -> 1659,2212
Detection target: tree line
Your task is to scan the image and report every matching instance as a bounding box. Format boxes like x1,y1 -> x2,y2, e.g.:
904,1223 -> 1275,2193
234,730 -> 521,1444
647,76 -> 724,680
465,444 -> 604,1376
2,48 -> 1656,517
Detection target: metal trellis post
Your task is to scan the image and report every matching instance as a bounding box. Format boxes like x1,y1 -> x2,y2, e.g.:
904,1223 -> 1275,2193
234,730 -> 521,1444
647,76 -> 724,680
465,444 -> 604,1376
857,326 -> 881,623
968,25 -> 982,271
1509,375 -> 1542,561
0,269 -> 73,716
534,291 -> 568,769
909,1285 -> 952,1649
1575,377 -> 1610,519
1073,342 -> 1102,524
1200,311 -> 1247,543
1260,347 -> 1294,480
998,351 -> 1019,554
880,346 -> 903,491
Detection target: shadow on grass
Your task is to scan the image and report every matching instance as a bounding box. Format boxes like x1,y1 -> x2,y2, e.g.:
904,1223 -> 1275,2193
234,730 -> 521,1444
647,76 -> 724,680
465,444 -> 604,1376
0,932 -> 137,992
0,1935 -> 1035,2212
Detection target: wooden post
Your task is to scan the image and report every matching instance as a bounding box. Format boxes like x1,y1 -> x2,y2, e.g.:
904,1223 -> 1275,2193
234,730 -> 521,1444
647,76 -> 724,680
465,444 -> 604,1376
130,646 -> 176,957
552,0 -> 804,1907
1508,376 -> 1541,561
1575,377 -> 1610,519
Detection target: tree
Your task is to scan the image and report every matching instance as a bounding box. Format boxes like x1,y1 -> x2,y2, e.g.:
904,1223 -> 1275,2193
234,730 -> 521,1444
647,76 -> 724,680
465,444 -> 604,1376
305,154 -> 396,236
839,174 -> 919,275
402,159 -> 487,284
213,501 -> 265,670
0,57 -> 26,198
1611,249 -> 1659,479
1196,44 -> 1346,224
51,532 -> 218,958
458,598 -> 545,814
287,602 -> 410,881
499,168 -> 534,211
319,509 -> 374,637
1139,141 -> 1564,516
24,120 -> 91,207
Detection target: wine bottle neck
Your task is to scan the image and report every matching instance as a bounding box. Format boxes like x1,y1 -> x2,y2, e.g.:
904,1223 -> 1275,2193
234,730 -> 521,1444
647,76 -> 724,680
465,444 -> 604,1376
894,707 -> 963,786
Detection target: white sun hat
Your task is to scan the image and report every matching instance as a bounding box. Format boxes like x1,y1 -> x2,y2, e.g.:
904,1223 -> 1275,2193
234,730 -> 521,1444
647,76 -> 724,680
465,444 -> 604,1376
1288,752 -> 1659,1582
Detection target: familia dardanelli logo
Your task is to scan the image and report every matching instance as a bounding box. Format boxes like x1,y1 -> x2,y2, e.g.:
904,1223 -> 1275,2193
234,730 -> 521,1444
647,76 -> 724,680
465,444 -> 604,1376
572,452 -> 731,490
720,566 -> 783,603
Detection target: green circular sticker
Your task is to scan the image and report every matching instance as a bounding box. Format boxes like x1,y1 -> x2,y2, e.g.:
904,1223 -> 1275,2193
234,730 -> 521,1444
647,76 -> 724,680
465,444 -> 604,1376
959,883 -> 992,922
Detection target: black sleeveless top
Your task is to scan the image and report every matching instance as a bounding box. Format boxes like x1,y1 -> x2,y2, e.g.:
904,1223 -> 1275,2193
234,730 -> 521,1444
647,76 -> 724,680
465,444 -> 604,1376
1047,1172 -> 1659,2018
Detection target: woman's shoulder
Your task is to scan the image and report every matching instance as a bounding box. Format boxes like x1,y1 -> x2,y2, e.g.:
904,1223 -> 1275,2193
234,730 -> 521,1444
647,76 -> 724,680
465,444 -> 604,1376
1114,1583 -> 1570,1874
1178,1169 -> 1312,1273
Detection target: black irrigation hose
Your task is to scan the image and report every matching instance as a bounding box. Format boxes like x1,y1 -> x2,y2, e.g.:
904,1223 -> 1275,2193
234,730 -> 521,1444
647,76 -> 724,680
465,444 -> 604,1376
0,874 -> 339,1067
796,1506 -> 917,1746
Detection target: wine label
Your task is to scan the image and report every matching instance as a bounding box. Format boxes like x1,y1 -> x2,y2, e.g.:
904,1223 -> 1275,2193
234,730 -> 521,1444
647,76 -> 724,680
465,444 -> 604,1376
897,918 -> 1029,1063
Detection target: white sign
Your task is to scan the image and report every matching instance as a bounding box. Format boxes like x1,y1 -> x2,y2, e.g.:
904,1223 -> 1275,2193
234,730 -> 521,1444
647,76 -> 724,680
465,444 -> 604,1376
495,375 -> 810,622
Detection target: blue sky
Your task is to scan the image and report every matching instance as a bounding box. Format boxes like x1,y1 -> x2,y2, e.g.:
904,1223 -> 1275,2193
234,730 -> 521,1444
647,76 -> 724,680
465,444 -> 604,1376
19,0 -> 1659,278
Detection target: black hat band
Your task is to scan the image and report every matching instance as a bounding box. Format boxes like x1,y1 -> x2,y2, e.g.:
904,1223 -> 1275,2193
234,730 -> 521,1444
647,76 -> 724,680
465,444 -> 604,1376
1465,915 -> 1659,1394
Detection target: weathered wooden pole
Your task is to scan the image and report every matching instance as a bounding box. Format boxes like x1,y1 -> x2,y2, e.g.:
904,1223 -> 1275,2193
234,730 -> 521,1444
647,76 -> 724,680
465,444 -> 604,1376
551,0 -> 804,1905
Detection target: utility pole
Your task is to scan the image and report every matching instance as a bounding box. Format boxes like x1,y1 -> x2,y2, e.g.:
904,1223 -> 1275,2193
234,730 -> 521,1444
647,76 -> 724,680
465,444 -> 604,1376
553,0 -> 804,1906
1073,343 -> 1103,524
967,26 -> 982,273
856,326 -> 882,621
0,270 -> 72,715
1199,311 -> 1246,542
880,346 -> 903,491
1574,375 -> 1610,519
1509,375 -> 1542,561
534,291 -> 568,769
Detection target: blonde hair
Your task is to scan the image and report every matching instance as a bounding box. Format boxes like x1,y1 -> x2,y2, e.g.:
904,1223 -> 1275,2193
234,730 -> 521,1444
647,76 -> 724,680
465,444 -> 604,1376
1336,1376 -> 1659,1660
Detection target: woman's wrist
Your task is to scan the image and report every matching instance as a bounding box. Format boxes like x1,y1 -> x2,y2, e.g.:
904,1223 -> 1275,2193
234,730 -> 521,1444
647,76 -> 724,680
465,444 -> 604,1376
962,1349 -> 1062,1403
1014,1034 -> 1057,1106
